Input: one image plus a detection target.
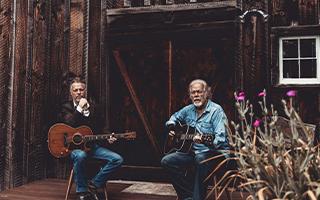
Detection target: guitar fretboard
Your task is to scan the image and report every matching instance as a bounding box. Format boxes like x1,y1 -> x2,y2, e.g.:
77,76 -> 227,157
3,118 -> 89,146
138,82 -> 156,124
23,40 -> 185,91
83,134 -> 126,141
180,134 -> 196,140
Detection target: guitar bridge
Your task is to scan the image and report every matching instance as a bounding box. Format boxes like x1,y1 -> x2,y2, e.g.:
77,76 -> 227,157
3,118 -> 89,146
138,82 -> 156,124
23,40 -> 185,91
64,133 -> 68,147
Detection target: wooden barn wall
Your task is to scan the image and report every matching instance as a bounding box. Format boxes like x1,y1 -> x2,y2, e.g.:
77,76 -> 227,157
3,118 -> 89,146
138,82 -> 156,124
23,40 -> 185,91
235,0 -> 269,118
0,0 -> 108,191
0,0 -> 237,191
5,0 -> 28,190
269,0 -> 320,130
236,0 -> 319,134
0,0 -> 52,190
1,0 -> 318,192
0,0 -> 12,191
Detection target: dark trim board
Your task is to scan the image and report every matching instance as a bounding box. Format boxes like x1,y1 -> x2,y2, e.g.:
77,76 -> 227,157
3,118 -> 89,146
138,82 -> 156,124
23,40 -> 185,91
107,1 -> 237,36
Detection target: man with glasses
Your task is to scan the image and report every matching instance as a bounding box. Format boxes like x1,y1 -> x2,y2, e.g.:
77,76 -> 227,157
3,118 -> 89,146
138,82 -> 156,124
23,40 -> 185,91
58,77 -> 123,200
161,79 -> 229,200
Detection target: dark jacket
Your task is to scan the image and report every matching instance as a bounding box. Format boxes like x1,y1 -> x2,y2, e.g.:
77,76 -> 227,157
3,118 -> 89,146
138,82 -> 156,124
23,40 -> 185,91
58,100 -> 111,135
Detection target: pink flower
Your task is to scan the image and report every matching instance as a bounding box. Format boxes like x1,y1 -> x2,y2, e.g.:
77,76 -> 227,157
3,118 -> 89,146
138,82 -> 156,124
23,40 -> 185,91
258,92 -> 266,97
237,92 -> 245,100
253,120 -> 261,127
286,90 -> 295,97
237,96 -> 245,101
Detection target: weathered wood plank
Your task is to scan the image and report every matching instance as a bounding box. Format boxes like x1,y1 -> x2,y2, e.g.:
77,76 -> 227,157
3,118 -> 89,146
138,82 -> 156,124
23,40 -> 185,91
6,0 -> 17,188
101,0 -> 109,129
62,0 -> 71,102
70,0 -> 84,77
82,0 -> 89,94
47,0 -> 67,180
0,0 -> 13,192
107,1 -> 236,15
0,179 -> 250,200
88,0 -> 102,103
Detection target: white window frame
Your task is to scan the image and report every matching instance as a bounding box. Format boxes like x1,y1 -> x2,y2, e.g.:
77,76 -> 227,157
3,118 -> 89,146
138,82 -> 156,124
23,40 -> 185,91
279,35 -> 320,85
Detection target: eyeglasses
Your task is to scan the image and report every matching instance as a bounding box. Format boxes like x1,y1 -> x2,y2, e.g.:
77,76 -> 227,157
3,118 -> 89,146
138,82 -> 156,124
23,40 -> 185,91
191,90 -> 204,95
72,89 -> 85,93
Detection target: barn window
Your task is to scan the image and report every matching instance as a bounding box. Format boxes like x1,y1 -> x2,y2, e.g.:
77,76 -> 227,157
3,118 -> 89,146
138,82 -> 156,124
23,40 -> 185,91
279,36 -> 320,85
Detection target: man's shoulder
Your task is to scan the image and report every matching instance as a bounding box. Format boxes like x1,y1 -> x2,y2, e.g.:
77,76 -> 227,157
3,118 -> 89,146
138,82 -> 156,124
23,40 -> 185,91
61,101 -> 73,108
181,104 -> 195,111
207,100 -> 223,111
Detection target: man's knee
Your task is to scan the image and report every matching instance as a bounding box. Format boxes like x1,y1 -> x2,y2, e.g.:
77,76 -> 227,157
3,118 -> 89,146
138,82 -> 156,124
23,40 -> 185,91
161,156 -> 169,167
71,150 -> 88,162
115,155 -> 123,166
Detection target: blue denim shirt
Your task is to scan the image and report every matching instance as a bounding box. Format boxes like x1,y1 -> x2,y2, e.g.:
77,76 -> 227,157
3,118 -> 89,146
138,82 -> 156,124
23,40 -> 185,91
166,100 -> 229,158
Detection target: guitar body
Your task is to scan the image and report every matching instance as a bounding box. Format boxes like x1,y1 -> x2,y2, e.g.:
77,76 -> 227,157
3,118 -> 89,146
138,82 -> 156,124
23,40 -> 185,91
163,122 -> 196,155
48,123 -> 136,158
48,123 -> 93,158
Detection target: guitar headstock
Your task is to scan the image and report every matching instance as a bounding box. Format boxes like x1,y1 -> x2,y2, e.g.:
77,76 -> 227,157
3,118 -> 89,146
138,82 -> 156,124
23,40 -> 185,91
124,131 -> 136,140
202,134 -> 215,146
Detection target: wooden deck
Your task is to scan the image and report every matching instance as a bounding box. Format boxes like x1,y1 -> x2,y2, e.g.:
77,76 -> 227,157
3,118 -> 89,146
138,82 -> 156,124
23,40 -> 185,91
0,179 -> 249,200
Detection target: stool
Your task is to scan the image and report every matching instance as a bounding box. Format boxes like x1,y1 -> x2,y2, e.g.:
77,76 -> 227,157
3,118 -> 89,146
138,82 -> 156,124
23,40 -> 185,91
65,159 -> 108,200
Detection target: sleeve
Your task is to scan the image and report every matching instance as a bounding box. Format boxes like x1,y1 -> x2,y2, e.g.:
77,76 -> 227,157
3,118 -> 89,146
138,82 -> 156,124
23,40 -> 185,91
58,103 -> 82,127
212,110 -> 229,149
165,106 -> 188,127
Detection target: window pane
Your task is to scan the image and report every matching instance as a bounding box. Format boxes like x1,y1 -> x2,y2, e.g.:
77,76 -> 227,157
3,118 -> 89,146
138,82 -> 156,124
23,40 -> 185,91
300,59 -> 317,78
283,40 -> 298,58
300,39 -> 316,58
283,60 -> 299,78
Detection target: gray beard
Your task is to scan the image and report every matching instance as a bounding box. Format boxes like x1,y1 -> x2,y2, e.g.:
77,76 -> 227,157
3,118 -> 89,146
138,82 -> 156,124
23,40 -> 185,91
193,101 -> 203,108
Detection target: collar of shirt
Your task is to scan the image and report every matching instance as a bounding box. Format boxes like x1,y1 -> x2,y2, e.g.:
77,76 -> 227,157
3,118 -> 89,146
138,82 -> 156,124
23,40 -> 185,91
191,99 -> 213,115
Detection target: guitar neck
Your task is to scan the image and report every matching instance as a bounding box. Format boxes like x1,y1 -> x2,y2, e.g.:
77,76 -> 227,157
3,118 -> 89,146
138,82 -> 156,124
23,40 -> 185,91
84,133 -> 125,142
180,134 -> 197,140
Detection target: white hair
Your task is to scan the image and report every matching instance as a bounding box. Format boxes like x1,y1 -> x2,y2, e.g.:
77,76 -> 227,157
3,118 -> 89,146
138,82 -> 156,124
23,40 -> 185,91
188,79 -> 211,100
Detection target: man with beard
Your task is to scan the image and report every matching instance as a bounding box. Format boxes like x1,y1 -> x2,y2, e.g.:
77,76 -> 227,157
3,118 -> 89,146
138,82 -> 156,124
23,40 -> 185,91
161,79 -> 229,200
58,77 -> 123,200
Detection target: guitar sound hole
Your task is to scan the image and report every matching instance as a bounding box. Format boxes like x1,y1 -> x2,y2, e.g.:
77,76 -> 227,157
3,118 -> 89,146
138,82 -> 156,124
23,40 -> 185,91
73,135 -> 83,144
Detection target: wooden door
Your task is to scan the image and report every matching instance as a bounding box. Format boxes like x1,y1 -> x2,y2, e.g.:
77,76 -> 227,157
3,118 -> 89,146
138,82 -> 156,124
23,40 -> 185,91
108,37 -> 235,168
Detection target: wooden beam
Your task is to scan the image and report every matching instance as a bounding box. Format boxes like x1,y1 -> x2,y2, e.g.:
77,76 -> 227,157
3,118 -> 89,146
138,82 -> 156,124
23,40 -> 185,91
113,50 -> 163,161
6,0 -> 18,190
23,0 -> 34,185
62,0 -> 71,102
107,1 -> 236,15
168,40 -> 172,118
82,0 -> 90,96
107,20 -> 236,37
101,0 -> 109,129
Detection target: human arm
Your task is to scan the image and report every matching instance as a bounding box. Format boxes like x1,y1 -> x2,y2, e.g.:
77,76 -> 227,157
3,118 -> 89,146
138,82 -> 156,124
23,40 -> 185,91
165,106 -> 190,137
211,110 -> 228,149
58,102 -> 83,127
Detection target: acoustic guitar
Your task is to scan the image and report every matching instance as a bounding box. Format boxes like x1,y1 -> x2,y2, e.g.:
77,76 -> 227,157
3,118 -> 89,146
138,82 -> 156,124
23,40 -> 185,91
163,121 -> 215,155
48,123 -> 136,158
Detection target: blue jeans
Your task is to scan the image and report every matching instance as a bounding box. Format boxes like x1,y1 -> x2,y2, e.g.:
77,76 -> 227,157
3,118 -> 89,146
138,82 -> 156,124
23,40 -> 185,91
161,151 -> 225,200
70,144 -> 123,193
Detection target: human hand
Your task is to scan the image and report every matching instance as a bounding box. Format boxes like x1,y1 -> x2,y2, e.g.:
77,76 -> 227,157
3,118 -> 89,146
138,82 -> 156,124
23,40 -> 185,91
193,131 -> 203,144
169,130 -> 176,137
78,98 -> 88,109
108,133 -> 117,144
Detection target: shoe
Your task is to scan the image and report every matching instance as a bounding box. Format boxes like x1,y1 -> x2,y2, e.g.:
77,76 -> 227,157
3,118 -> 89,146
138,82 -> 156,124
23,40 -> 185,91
77,192 -> 92,200
88,182 -> 99,200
